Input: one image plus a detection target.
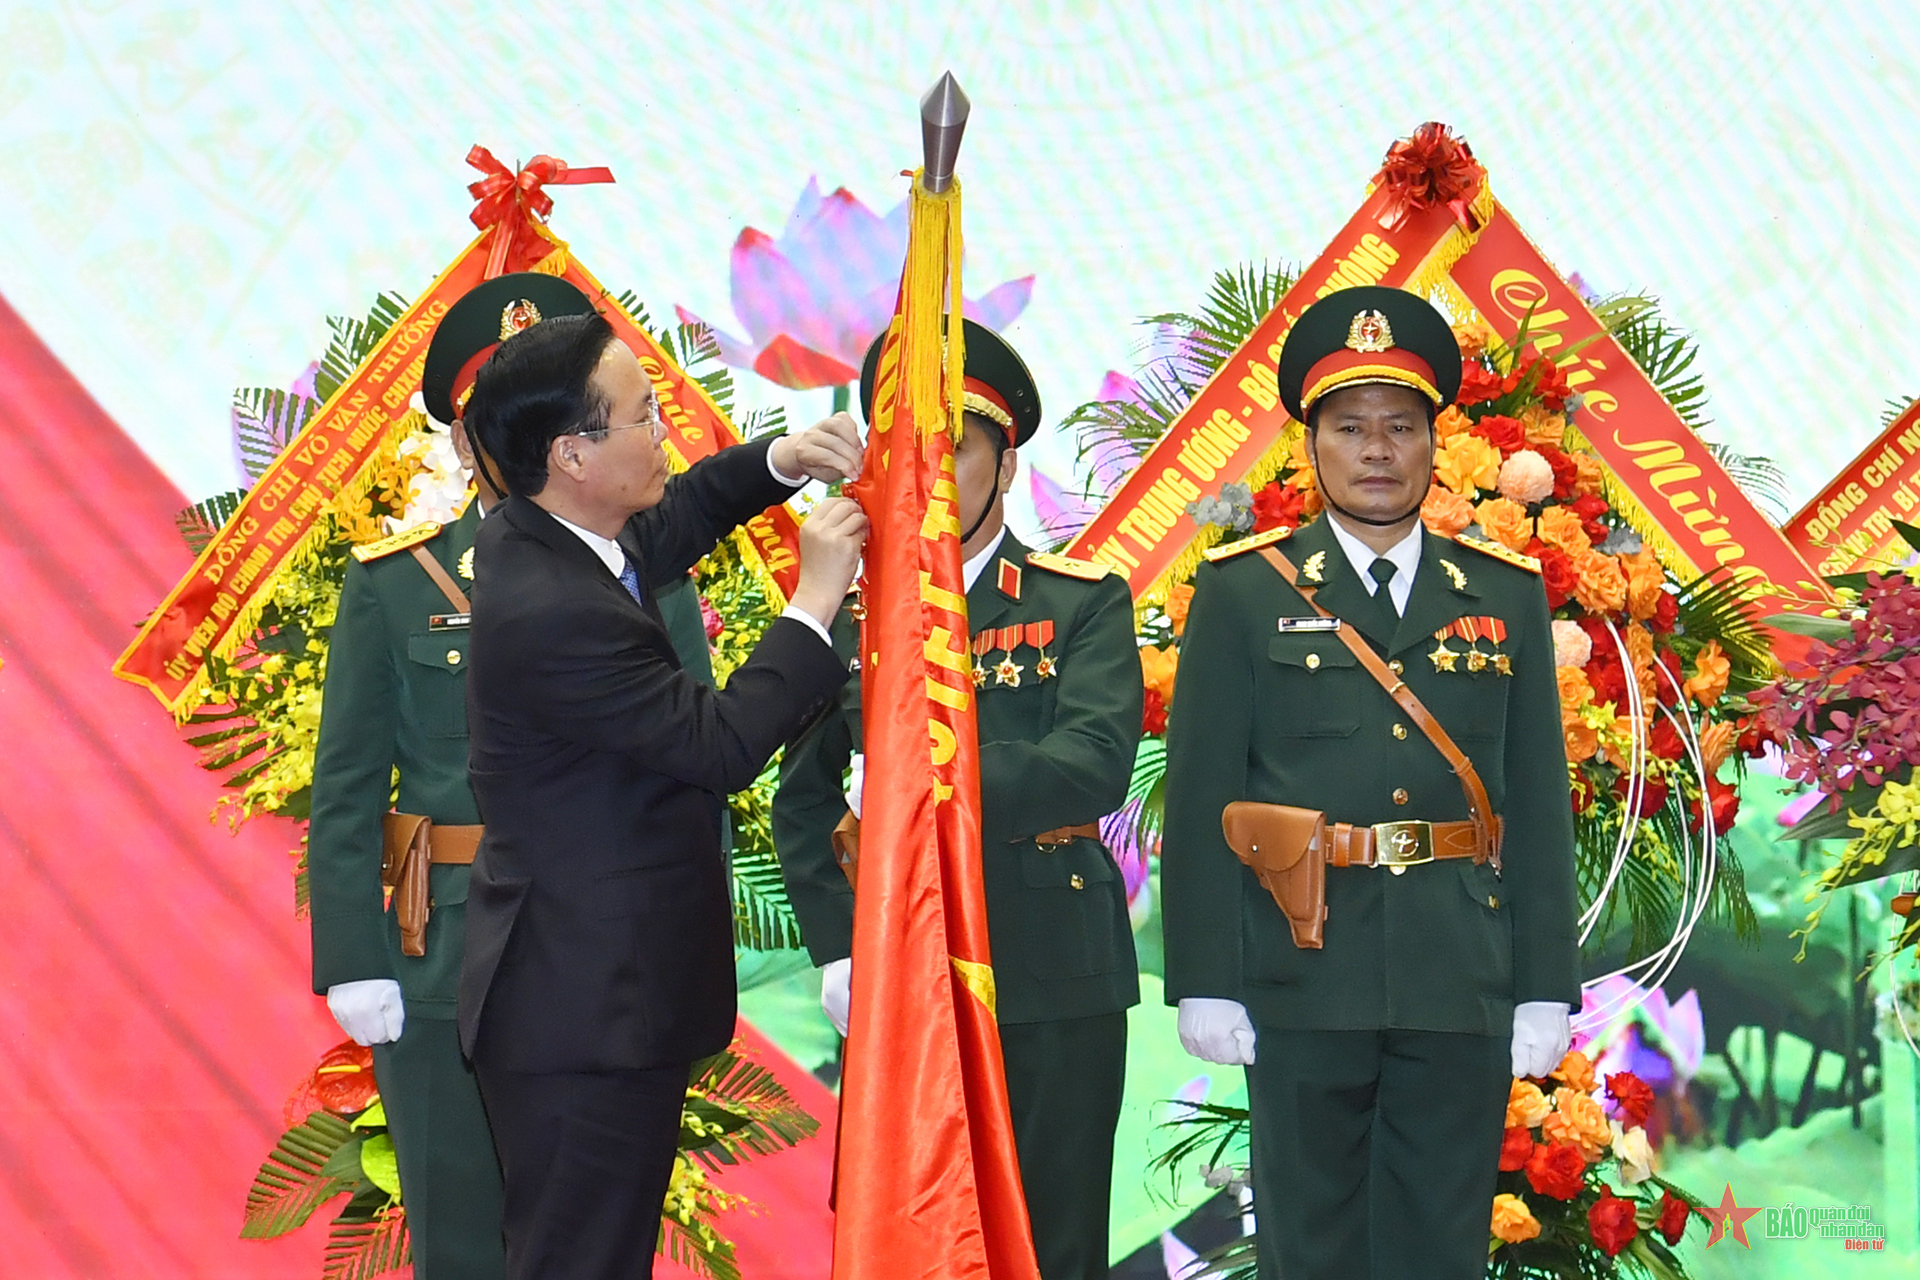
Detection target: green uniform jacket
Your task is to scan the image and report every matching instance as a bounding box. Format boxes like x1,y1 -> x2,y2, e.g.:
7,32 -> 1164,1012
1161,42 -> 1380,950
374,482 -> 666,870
775,531 -> 1143,1025
1160,517 -> 1581,1037
309,505 -> 716,1015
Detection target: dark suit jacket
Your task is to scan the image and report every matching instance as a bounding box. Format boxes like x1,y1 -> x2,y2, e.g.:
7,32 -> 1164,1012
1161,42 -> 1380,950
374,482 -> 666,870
458,439 -> 848,1071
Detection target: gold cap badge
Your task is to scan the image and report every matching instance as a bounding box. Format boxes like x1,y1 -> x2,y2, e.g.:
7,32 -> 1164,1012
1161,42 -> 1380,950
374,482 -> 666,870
499,299 -> 544,340
1346,310 -> 1394,353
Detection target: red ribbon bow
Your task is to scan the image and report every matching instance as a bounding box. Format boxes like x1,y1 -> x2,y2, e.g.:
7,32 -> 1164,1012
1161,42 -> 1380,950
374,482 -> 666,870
465,145 -> 616,278
1369,122 -> 1486,233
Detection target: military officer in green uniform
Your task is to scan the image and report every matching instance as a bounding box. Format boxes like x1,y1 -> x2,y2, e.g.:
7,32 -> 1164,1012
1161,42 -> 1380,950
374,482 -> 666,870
1161,286 -> 1581,1280
309,273 -> 719,1277
774,321 -> 1142,1280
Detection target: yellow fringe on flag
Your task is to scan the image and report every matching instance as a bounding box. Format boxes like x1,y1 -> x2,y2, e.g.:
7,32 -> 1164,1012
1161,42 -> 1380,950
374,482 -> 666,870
902,169 -> 966,443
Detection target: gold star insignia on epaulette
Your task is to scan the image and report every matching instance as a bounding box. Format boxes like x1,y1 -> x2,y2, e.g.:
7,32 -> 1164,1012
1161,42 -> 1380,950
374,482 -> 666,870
1026,551 -> 1113,581
1438,558 -> 1467,591
995,657 -> 1024,688
458,547 -> 475,580
1301,550 -> 1327,584
1203,525 -> 1295,562
349,521 -> 443,562
1453,532 -> 1542,574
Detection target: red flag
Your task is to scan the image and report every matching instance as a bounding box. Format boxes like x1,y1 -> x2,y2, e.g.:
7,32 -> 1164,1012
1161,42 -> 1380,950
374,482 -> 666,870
835,170 -> 1040,1280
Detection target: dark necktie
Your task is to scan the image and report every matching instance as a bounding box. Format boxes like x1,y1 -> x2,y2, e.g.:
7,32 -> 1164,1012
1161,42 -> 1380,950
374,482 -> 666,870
1368,557 -> 1399,616
618,553 -> 644,605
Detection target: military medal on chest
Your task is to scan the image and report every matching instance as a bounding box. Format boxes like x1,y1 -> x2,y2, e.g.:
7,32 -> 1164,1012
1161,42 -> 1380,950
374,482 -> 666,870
1026,620 -> 1058,680
1430,615 -> 1511,675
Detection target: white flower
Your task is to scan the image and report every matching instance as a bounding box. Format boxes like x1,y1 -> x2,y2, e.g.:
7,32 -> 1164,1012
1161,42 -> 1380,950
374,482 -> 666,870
1609,1120 -> 1653,1185
1497,448 -> 1555,505
1552,620 -> 1593,669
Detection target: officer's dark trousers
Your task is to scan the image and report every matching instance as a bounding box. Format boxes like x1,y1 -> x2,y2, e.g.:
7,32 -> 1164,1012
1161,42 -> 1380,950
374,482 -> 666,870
474,1058 -> 689,1280
1244,1027 -> 1509,1280
1001,1011 -> 1128,1280
372,1017 -> 506,1279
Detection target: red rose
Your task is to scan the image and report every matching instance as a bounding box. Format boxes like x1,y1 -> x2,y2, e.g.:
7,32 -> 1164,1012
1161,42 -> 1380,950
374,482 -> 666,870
1650,592 -> 1679,634
1588,1188 -> 1640,1257
1252,482 -> 1304,533
1654,649 -> 1685,701
1473,415 -> 1526,453
1539,547 -> 1578,610
1736,715 -> 1774,758
1585,653 -> 1628,707
1142,687 -> 1168,737
1457,361 -> 1505,406
1613,773 -> 1670,820
1649,718 -> 1685,762
1655,1190 -> 1691,1244
1606,1072 -> 1655,1129
1529,356 -> 1574,412
1536,445 -> 1579,500
1691,774 -> 1740,835
1569,494 -> 1611,542
1523,1141 -> 1587,1200
1499,1125 -> 1534,1171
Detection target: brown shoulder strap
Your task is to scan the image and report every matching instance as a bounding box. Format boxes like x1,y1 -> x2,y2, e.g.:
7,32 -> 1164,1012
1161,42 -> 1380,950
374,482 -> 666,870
1256,545 -> 1501,871
409,545 -> 471,613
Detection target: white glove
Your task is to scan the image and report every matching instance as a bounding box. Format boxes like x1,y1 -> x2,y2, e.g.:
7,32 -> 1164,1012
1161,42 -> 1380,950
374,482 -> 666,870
820,957 -> 852,1037
1177,997 -> 1257,1065
846,753 -> 865,820
327,978 -> 405,1046
1510,1001 -> 1573,1078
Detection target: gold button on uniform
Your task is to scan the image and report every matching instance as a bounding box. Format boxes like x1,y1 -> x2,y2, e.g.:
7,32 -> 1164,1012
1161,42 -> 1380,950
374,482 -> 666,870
1391,788 -> 1409,805
1305,653 -> 1321,671
446,649 -> 462,666
1388,659 -> 1404,675
1070,873 -> 1085,890
1391,723 -> 1408,740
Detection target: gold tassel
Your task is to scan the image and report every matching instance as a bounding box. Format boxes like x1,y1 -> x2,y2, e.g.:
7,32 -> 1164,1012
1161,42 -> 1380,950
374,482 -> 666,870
904,169 -> 965,443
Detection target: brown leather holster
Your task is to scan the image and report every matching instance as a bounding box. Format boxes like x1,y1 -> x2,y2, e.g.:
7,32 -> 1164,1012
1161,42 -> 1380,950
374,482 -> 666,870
1221,802 -> 1327,948
829,814 -> 1103,890
380,812 -> 482,957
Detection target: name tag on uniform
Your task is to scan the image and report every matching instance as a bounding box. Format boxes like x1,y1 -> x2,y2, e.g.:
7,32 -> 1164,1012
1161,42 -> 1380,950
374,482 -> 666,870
428,613 -> 471,630
1276,616 -> 1342,633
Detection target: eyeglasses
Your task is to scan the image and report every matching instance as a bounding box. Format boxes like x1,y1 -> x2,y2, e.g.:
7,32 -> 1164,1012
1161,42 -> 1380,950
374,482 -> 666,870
575,402 -> 667,441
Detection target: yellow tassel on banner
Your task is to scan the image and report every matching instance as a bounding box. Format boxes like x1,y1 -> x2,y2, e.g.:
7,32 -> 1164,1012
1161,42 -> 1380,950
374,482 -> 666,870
903,169 -> 965,442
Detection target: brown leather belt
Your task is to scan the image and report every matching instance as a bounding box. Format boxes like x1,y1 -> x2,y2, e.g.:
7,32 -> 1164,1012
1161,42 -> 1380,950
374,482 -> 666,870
1032,822 -> 1102,850
1327,817 -> 1502,870
829,816 -> 1104,889
380,813 -> 483,957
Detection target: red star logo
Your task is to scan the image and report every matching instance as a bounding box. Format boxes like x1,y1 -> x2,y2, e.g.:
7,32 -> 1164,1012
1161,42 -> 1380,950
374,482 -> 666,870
1699,1183 -> 1762,1248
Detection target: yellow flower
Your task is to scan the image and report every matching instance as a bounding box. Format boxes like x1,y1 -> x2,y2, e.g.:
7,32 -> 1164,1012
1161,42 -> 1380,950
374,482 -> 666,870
1434,405 -> 1475,444
1452,321 -> 1495,361
1491,1192 -> 1543,1244
1551,1050 -> 1598,1094
1139,644 -> 1179,703
1474,497 -> 1534,553
1700,721 -> 1736,776
1683,640 -> 1730,707
1434,435 -> 1503,496
1878,780 -> 1920,826
1544,1087 -> 1612,1160
1519,404 -> 1566,447
1609,1121 -> 1654,1185
1506,1079 -> 1551,1128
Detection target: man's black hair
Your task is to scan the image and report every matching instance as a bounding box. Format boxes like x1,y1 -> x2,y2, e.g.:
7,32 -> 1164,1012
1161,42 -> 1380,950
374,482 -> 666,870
465,313 -> 618,497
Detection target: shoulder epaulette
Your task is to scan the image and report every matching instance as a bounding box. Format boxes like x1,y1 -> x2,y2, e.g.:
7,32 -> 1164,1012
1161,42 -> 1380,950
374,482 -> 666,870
1453,531 -> 1541,574
1026,550 -> 1114,581
350,521 -> 444,563
1203,525 -> 1294,562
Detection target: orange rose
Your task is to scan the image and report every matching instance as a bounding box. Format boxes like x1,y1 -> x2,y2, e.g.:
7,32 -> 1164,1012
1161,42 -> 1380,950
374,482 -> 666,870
1700,721 -> 1736,775
1434,405 -> 1475,444
1506,1079 -> 1552,1128
1571,452 -> 1607,498
1572,550 -> 1628,615
1544,1087 -> 1612,1160
1619,550 -> 1666,621
1536,505 -> 1592,557
1287,433 -> 1316,492
1302,488 -> 1324,520
1139,644 -> 1178,703
1165,583 -> 1195,637
1564,720 -> 1600,763
1491,1193 -> 1543,1245
1557,666 -> 1595,717
1421,485 -> 1474,537
1453,321 -> 1495,360
1475,497 -> 1534,553
1434,436 -> 1502,496
1520,404 -> 1567,447
1552,1050 -> 1598,1094
1684,640 -> 1730,707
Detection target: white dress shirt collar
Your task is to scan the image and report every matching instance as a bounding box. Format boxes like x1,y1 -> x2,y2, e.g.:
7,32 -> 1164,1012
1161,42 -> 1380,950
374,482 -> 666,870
962,526 -> 1009,593
548,511 -> 629,579
1324,515 -> 1423,616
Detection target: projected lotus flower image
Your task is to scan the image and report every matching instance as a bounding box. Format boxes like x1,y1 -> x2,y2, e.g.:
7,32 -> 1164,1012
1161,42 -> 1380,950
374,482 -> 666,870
675,178 -> 1034,392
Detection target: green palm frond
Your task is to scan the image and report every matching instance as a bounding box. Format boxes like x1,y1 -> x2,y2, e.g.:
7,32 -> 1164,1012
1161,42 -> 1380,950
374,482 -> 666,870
322,1204 -> 408,1280
728,760 -> 803,950
1146,262 -> 1296,385
316,294 -> 407,403
685,1046 -> 821,1168
661,1218 -> 742,1280
241,1110 -> 357,1239
1603,296 -> 1709,432
1882,395 -> 1920,429
175,489 -> 248,555
1671,572 -> 1770,685
1703,441 -> 1792,522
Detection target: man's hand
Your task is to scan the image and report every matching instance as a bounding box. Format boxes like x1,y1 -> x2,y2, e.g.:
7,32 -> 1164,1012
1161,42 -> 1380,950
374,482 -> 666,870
1177,997 -> 1257,1065
1510,1001 -> 1572,1078
820,957 -> 852,1037
846,752 -> 865,820
327,978 -> 405,1046
771,412 -> 865,484
790,497 -> 869,627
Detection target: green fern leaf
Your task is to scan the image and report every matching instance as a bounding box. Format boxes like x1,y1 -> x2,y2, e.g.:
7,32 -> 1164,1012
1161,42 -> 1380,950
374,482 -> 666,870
660,1216 -> 742,1280
241,1109 -> 356,1239
321,1206 -> 408,1280
315,294 -> 408,403
176,489 -> 249,555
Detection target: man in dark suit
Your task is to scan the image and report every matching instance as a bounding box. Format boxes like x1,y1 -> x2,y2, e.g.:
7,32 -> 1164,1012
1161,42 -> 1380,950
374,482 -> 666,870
1161,287 -> 1580,1280
457,310 -> 867,1280
774,322 -> 1142,1280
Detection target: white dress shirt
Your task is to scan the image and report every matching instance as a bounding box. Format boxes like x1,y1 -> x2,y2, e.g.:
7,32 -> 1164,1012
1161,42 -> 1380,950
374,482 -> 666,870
1324,516 -> 1423,617
961,526 -> 1009,593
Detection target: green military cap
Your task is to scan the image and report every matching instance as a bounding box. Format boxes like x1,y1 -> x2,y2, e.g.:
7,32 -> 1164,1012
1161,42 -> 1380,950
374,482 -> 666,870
421,273 -> 599,425
857,317 -> 1043,447
1277,285 -> 1462,423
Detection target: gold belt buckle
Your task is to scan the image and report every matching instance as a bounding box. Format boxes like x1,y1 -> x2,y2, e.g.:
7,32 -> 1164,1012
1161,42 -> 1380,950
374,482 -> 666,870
1372,820 -> 1434,875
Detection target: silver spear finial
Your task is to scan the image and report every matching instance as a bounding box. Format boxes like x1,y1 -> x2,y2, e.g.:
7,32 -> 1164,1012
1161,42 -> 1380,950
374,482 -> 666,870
920,71 -> 970,194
